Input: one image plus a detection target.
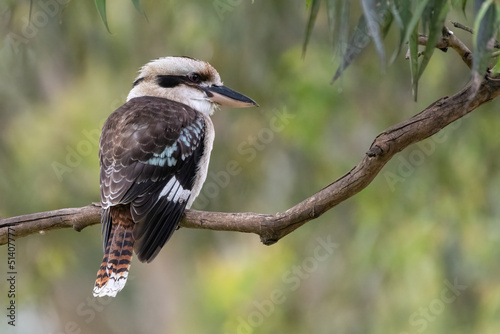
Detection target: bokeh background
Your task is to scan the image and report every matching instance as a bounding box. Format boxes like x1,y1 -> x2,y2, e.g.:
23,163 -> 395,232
1,1 -> 500,333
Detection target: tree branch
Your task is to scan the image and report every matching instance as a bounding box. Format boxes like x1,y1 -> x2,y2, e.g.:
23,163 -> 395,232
451,21 -> 500,49
413,26 -> 473,69
2,73 -> 500,246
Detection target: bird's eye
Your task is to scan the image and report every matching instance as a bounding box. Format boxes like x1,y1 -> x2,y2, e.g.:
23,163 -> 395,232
187,73 -> 201,83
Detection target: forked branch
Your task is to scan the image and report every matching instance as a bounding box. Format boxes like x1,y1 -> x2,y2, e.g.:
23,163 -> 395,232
411,26 -> 473,68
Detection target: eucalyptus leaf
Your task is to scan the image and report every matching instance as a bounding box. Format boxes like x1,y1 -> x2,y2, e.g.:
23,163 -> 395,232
474,0 -> 486,14
403,0 -> 430,47
493,51 -> 500,74
418,0 -> 449,78
332,2 -> 389,82
361,0 -> 387,67
389,0 -> 412,60
326,0 -> 337,49
332,14 -> 372,83
409,26 -> 419,100
94,0 -> 110,33
302,0 -> 321,58
473,0 -> 496,76
338,0 -> 350,57
132,0 -> 148,21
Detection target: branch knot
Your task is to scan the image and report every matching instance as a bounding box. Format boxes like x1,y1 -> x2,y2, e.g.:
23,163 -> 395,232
366,144 -> 384,157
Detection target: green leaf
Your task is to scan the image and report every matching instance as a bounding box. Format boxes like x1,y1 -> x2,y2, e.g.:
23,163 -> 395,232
332,15 -> 372,83
302,0 -> 321,58
498,2 -> 500,25
403,0 -> 430,46
451,0 -> 467,16
474,0 -> 485,14
94,0 -> 111,33
493,49 -> 500,74
29,0 -> 33,23
381,9 -> 394,38
338,0 -> 351,57
325,0 -> 337,49
492,51 -> 500,74
421,2 -> 432,35
388,0 -> 404,31
409,25 -> 419,100
332,2 -> 389,83
389,0 -> 412,60
418,0 -> 449,78
450,0 -> 468,11
360,0 -> 387,67
473,0 -> 496,76
132,0 -> 148,21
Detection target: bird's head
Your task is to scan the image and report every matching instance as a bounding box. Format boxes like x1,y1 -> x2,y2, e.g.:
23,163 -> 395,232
127,56 -> 258,115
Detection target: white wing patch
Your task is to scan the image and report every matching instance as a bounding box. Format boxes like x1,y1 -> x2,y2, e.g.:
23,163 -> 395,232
159,177 -> 190,203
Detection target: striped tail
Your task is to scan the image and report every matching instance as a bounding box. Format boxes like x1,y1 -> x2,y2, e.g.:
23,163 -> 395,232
93,205 -> 135,297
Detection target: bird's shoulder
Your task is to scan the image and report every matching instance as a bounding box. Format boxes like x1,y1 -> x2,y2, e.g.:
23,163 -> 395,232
100,96 -> 206,158
104,96 -> 201,130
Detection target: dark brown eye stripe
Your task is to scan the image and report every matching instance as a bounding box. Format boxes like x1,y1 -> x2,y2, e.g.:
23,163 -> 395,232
156,73 -> 210,88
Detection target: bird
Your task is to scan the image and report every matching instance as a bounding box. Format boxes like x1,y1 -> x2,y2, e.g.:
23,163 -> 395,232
93,56 -> 258,297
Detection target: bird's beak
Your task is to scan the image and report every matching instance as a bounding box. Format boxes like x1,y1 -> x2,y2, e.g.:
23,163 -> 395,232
205,85 -> 259,108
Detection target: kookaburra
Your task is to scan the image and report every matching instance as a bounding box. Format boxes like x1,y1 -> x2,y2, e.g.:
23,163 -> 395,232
93,56 -> 257,297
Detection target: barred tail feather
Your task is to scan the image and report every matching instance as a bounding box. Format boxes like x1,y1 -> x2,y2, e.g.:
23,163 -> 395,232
93,205 -> 135,297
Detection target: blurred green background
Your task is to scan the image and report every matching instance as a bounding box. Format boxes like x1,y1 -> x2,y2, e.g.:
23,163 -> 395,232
1,1 -> 500,333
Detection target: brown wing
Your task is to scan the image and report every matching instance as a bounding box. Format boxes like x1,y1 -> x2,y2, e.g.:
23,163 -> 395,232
99,96 -> 206,262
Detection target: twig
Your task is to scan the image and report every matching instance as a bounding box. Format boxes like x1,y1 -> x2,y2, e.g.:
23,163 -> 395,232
451,20 -> 500,49
441,26 -> 474,69
1,73 -> 500,246
407,26 -> 473,68
451,21 -> 473,34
